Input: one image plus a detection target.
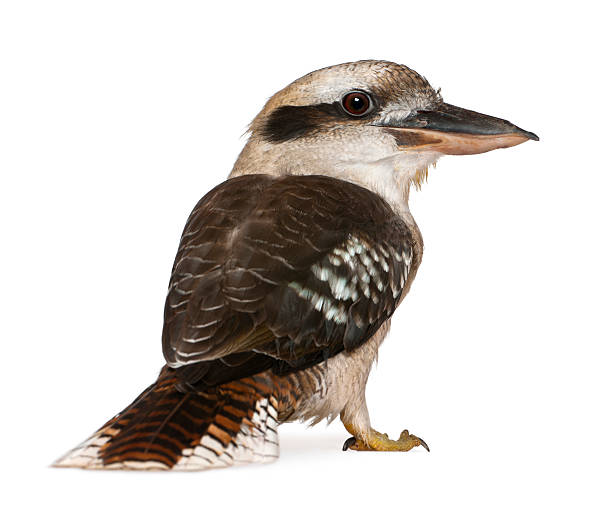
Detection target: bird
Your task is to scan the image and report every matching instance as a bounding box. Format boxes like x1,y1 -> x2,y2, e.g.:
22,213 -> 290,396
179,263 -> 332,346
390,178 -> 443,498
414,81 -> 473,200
54,60 -> 538,470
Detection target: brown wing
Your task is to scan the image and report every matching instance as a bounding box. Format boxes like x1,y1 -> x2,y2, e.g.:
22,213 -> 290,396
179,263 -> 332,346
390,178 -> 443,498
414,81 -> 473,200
162,174 -> 418,386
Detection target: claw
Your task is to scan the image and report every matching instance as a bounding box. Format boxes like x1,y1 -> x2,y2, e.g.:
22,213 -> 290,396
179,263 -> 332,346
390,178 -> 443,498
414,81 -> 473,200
342,436 -> 356,451
416,436 -> 430,452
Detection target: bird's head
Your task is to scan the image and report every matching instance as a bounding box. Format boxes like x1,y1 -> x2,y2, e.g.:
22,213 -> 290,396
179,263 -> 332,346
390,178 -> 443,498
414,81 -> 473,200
231,60 -> 538,209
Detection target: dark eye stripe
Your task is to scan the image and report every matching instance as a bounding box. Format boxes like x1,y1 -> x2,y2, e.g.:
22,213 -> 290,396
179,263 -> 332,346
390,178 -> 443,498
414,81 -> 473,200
260,103 -> 345,143
260,92 -> 378,144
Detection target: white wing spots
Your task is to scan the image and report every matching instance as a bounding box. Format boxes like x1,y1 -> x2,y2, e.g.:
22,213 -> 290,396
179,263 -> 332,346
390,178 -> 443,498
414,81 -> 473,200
328,273 -> 358,302
289,281 -> 349,323
331,246 -> 355,266
311,264 -> 331,282
328,235 -> 375,302
391,282 -> 401,297
377,246 -> 390,272
402,250 -> 412,280
389,246 -> 413,297
293,234 -> 413,321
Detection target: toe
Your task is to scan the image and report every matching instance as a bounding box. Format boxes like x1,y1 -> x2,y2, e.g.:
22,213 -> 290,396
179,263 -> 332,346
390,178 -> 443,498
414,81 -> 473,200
399,429 -> 430,451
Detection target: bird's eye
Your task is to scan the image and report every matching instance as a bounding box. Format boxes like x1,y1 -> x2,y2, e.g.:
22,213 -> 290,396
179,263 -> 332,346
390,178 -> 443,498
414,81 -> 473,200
341,91 -> 372,117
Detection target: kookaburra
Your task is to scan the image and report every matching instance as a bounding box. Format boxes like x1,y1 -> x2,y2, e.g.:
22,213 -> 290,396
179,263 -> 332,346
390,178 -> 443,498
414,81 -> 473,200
55,60 -> 537,470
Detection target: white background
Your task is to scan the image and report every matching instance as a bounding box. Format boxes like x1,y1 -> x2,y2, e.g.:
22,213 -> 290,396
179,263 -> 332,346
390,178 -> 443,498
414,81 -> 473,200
1,1 -> 610,504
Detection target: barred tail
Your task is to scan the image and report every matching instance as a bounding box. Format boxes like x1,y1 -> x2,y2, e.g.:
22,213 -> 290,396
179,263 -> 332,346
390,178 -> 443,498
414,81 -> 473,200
53,367 -> 280,471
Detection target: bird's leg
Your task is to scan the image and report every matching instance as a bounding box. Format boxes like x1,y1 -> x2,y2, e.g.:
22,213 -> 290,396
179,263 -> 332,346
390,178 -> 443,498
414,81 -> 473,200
340,393 -> 429,452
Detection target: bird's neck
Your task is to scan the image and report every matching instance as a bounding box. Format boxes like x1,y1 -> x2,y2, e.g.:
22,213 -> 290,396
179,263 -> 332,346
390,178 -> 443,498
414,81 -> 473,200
230,137 -> 439,220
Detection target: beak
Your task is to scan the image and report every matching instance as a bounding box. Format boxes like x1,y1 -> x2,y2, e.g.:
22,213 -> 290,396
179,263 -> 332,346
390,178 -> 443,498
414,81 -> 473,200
381,103 -> 538,155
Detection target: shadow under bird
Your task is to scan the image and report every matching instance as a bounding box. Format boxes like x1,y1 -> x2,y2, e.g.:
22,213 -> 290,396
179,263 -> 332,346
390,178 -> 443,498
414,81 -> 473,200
55,60 -> 538,470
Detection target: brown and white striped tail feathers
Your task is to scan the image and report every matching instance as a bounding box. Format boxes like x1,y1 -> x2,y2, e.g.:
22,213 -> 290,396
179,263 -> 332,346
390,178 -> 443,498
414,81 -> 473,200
53,367 -> 279,470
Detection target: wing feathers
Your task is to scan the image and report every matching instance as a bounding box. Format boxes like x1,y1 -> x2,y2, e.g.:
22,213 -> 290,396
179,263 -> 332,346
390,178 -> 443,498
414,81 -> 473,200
162,175 -> 418,386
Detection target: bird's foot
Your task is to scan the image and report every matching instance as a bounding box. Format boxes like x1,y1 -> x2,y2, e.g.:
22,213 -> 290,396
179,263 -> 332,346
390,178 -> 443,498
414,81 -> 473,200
342,429 -> 429,452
